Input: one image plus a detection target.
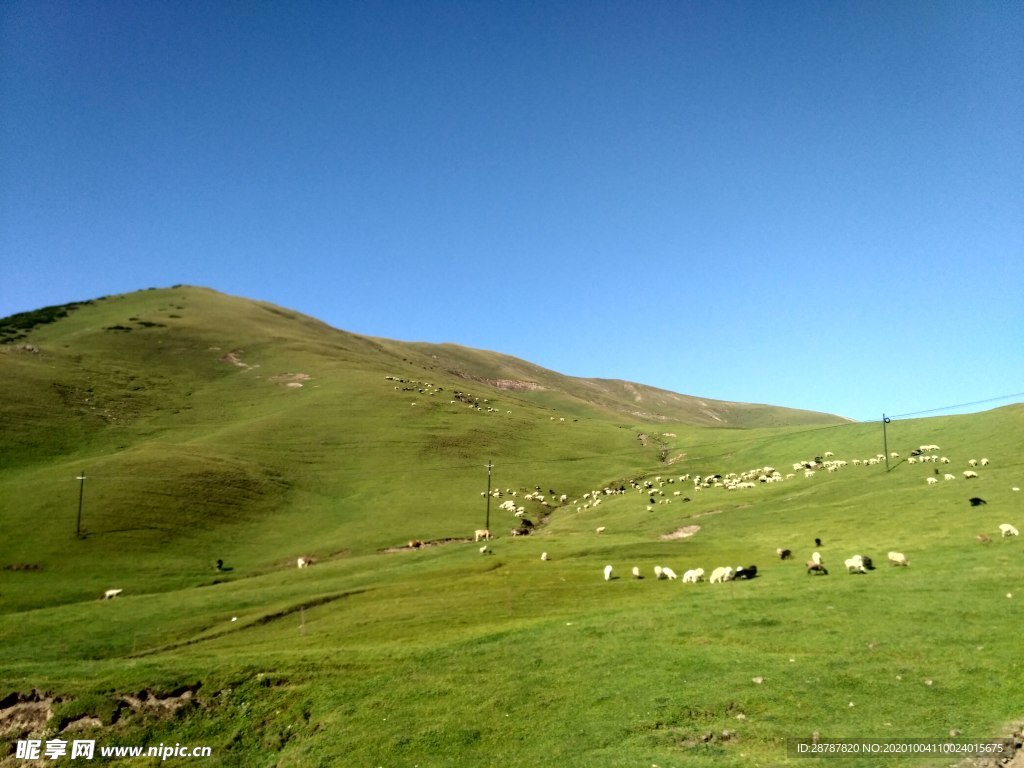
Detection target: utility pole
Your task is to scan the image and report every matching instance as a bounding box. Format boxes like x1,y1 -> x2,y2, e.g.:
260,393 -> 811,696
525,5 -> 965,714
76,471 -> 86,538
882,414 -> 891,471
485,461 -> 493,532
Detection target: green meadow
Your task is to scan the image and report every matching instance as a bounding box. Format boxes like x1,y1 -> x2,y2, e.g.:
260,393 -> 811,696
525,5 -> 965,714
1,286 -> 1021,767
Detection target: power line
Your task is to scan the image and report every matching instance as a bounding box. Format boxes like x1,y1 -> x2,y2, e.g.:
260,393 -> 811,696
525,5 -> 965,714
883,392 -> 1024,420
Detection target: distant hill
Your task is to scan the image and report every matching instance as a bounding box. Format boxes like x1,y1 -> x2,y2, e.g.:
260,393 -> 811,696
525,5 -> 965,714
0,284 -> 845,590
0,285 -> 844,465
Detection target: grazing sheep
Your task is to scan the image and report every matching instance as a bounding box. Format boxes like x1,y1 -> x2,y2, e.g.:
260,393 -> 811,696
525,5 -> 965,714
926,477 -> 938,485
654,565 -> 664,579
944,474 -> 956,481
811,551 -> 823,565
844,556 -> 867,574
101,588 -> 123,600
297,557 -> 316,569
540,552 -> 549,561
806,563 -> 829,575
888,551 -> 909,566
999,524 -> 1019,537
661,566 -> 679,580
777,548 -> 792,560
709,566 -> 734,584
682,568 -> 705,583
963,471 -> 979,479
969,459 -> 978,467
595,526 -> 606,534
603,564 -> 614,581
977,534 -> 992,544
479,545 -> 491,555
474,529 -> 491,542
632,566 -> 641,579
980,458 -> 990,466
734,565 -> 758,580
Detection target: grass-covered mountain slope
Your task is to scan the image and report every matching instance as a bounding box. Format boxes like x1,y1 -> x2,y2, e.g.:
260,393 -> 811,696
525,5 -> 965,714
0,286 -> 844,598
1,286 -> 1021,767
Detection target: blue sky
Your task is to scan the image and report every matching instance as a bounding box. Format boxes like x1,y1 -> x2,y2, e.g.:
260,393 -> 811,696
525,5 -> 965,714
2,0 -> 1022,421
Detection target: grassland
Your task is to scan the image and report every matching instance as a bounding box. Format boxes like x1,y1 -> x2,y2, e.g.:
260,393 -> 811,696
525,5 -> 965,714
1,286 -> 1021,767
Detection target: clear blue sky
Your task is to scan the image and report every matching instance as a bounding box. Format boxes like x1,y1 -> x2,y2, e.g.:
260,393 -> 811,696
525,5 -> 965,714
3,0 -> 1022,421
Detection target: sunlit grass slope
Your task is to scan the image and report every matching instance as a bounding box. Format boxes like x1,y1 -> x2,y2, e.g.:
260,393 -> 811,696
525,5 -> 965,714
1,286 -> 1021,767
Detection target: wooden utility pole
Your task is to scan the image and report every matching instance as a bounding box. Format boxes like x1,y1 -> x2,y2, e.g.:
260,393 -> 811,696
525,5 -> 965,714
76,472 -> 86,538
882,415 -> 891,471
485,461 -> 493,532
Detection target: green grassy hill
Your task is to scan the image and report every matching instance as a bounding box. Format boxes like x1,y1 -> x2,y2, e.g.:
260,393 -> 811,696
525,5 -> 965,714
1,286 -> 1021,767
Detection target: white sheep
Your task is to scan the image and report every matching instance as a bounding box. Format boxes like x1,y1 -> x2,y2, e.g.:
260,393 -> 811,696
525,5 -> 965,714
603,564 -> 614,581
999,524 -> 1019,537
101,588 -> 123,600
661,566 -> 678,580
541,552 -> 549,561
980,458 -> 990,466
926,477 -> 938,485
479,545 -> 491,555
709,566 -> 734,584
888,551 -> 909,566
631,566 -> 641,579
595,526 -> 606,534
654,565 -> 664,579
811,551 -> 823,565
963,471 -> 979,479
844,556 -> 866,574
682,568 -> 705,583
969,459 -> 978,467
474,529 -> 491,542
297,557 -> 316,569
944,474 -> 956,481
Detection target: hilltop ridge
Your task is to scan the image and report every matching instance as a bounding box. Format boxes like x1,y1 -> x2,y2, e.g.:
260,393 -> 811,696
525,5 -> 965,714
2,284 -> 845,431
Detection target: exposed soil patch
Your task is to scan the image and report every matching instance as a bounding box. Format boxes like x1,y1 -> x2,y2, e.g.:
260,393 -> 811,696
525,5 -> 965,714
117,687 -> 197,719
660,525 -> 701,540
951,723 -> 1024,768
380,537 -> 474,553
0,691 -> 56,738
0,687 -> 199,741
270,372 -> 311,388
486,379 -> 544,392
219,351 -> 250,369
692,508 -> 723,519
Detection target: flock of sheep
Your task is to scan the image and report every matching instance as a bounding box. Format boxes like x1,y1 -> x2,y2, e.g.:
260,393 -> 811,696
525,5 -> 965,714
594,548 -> 918,586
386,375 -> 514,415
456,442 -> 1018,591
